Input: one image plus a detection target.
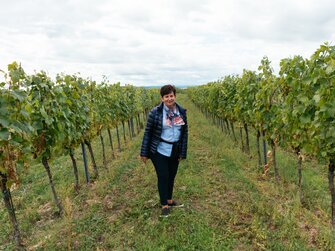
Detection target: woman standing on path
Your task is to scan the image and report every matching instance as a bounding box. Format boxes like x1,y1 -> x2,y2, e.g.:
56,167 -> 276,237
140,85 -> 188,217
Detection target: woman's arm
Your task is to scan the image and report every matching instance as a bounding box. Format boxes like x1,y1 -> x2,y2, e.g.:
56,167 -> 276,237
180,112 -> 188,159
140,108 -> 156,158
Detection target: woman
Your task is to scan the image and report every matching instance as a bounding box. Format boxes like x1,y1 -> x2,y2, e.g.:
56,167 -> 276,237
140,84 -> 188,217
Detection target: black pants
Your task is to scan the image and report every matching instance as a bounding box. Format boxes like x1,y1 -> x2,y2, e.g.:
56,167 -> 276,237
151,151 -> 179,206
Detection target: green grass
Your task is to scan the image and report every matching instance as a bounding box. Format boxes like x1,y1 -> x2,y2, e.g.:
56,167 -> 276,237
1,94 -> 335,250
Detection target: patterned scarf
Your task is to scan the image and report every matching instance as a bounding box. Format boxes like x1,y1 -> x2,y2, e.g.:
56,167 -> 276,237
165,106 -> 185,128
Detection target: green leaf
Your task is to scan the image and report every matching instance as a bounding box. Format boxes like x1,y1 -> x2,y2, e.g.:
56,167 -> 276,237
326,128 -> 335,138
326,65 -> 335,74
40,106 -> 48,119
12,90 -> 26,101
6,179 -> 13,189
300,115 -> 311,124
327,108 -> 335,118
20,109 -> 30,118
10,122 -> 23,133
0,128 -> 10,140
16,159 -> 24,169
25,103 -> 32,113
0,118 -> 10,127
313,94 -> 320,103
299,96 -> 309,104
45,117 -> 54,125
32,120 -> 43,130
0,106 -> 8,117
0,166 -> 6,174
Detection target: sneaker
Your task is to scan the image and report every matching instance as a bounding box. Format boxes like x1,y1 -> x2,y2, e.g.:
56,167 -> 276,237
160,207 -> 170,218
168,200 -> 184,208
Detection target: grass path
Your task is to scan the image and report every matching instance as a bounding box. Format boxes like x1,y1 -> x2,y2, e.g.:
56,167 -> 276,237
1,94 -> 335,250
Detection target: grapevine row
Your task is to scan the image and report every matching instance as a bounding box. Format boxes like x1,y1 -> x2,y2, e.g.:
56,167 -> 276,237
188,43 -> 335,224
0,62 -> 159,248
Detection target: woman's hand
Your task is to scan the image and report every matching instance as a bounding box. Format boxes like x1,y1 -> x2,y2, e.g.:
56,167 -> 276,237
140,156 -> 148,164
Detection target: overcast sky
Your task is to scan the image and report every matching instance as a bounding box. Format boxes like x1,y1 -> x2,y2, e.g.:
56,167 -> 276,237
1,0 -> 334,86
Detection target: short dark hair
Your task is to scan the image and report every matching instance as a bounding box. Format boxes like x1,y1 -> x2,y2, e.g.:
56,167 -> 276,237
160,84 -> 176,97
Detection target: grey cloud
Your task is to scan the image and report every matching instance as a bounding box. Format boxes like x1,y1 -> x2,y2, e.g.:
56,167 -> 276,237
1,0 -> 335,86
230,0 -> 335,42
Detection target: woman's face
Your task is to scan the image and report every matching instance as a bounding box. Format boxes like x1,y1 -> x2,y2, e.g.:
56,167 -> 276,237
161,92 -> 176,109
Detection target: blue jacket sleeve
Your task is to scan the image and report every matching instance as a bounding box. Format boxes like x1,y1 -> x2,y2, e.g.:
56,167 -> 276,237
140,109 -> 155,157
180,111 -> 188,159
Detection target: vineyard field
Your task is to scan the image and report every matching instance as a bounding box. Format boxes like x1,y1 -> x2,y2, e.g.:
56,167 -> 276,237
1,94 -> 334,250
